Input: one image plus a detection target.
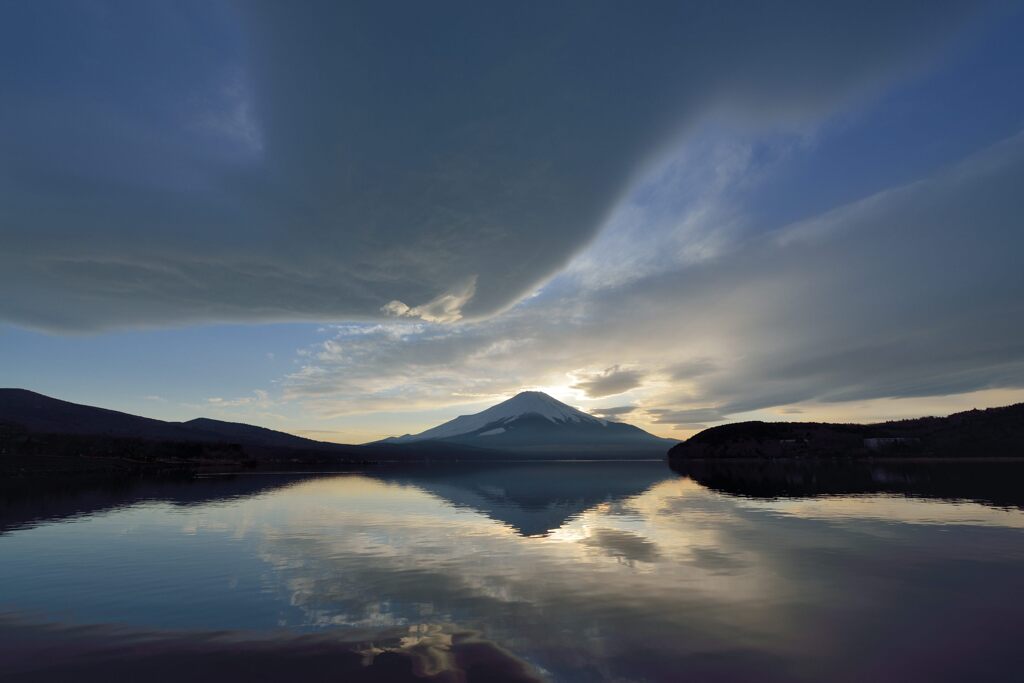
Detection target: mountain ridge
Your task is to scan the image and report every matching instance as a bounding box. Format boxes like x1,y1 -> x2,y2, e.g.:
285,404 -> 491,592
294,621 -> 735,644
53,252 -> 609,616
0,389 -> 339,450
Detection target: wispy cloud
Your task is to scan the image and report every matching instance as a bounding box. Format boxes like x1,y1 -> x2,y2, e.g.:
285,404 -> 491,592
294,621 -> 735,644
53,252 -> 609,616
571,366 -> 645,398
588,406 -> 639,420
382,277 -> 478,324
206,390 -> 272,410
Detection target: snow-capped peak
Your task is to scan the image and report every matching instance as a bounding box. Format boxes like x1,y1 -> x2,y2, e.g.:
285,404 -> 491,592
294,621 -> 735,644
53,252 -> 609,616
491,391 -> 602,423
388,391 -> 606,443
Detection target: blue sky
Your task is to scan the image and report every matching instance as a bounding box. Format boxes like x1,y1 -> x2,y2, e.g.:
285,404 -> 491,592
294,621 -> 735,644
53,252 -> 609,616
2,1 -> 1024,442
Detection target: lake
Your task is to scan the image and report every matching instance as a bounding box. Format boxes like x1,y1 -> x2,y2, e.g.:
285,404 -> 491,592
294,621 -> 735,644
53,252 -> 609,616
2,460 -> 1023,681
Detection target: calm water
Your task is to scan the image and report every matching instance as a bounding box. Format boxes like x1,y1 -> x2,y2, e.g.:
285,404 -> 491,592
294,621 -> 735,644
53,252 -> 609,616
2,461 -> 1023,681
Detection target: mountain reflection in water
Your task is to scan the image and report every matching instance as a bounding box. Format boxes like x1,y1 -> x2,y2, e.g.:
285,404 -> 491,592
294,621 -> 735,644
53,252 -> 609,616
2,460 -> 1023,682
365,462 -> 670,536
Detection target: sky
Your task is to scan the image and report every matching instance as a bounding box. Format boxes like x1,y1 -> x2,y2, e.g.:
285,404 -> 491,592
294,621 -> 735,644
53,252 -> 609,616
2,0 -> 1024,443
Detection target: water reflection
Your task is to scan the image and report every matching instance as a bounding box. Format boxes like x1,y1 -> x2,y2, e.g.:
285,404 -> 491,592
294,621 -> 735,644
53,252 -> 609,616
0,462 -> 668,538
0,616 -> 542,683
0,471 -> 330,534
365,461 -> 669,536
671,458 -> 1024,509
2,462 -> 1023,681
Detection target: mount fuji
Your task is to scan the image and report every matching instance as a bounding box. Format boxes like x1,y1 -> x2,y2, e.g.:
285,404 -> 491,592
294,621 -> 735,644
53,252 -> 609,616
378,391 -> 677,458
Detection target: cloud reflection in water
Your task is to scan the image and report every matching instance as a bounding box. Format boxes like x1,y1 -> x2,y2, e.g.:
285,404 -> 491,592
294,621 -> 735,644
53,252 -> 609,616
1,462 -> 1023,681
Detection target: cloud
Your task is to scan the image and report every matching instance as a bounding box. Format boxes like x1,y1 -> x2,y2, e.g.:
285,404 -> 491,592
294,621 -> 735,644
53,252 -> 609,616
608,131 -> 1024,427
0,0 -> 986,331
283,323 -> 522,415
589,406 -> 639,419
648,408 -> 726,430
668,359 -> 719,381
581,528 -> 661,564
280,130 -> 1024,434
571,366 -> 645,398
382,277 -> 477,324
205,390 -> 272,409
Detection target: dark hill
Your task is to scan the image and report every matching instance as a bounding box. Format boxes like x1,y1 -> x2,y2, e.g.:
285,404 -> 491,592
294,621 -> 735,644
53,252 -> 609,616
182,417 -> 324,450
0,389 -> 205,442
668,403 -> 1024,459
0,388 -> 371,471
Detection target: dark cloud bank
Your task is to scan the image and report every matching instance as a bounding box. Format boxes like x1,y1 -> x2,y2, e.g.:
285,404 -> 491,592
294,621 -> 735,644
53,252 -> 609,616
0,0 -> 985,331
